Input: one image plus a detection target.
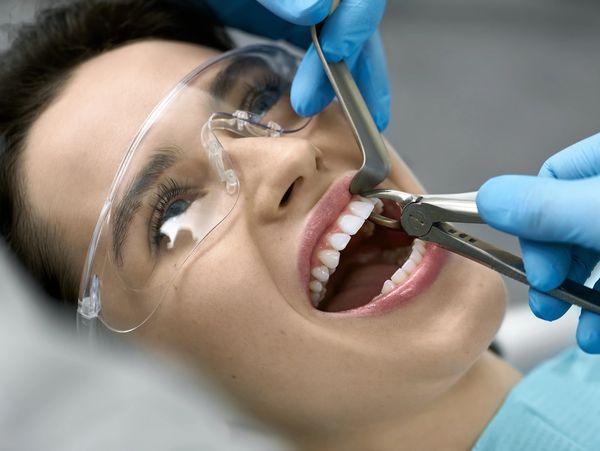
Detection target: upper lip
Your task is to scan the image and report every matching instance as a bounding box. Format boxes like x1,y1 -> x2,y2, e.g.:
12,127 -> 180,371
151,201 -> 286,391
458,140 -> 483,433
297,174 -> 354,295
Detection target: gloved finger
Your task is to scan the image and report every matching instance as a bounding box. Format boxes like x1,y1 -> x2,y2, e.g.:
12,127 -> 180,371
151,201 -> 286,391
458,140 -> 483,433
257,0 -> 331,26
318,0 -> 386,62
349,32 -> 390,130
539,132 -> 600,180
291,35 -> 365,117
527,246 -> 598,322
570,246 -> 600,283
576,309 -> 600,354
477,175 -> 600,250
291,43 -> 336,117
291,35 -> 389,129
520,238 -> 571,291
205,0 -> 309,45
529,288 -> 571,321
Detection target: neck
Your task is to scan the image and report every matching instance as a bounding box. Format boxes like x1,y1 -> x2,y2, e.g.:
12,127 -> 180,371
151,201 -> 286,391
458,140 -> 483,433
296,351 -> 521,451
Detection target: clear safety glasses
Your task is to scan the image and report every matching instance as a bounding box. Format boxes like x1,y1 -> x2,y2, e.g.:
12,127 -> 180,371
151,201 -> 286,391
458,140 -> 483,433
78,45 -> 310,333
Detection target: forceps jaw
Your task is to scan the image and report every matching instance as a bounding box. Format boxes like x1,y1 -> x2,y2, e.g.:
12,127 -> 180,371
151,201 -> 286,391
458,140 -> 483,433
361,188 -> 481,232
361,188 -> 418,230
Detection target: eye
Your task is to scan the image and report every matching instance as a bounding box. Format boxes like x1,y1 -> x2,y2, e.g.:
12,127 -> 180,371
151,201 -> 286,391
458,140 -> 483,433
246,89 -> 280,117
150,179 -> 193,249
162,199 -> 190,224
154,199 -> 191,248
240,72 -> 285,119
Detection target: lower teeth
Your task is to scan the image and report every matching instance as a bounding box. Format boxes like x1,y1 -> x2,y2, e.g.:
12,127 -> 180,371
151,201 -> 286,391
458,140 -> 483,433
310,240 -> 426,310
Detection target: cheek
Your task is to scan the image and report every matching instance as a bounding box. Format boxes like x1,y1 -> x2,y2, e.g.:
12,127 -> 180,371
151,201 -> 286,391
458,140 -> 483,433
387,145 -> 425,193
423,255 -> 506,377
143,230 -> 284,370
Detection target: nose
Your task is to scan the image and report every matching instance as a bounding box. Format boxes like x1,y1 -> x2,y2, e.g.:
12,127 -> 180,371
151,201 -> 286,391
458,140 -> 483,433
227,136 -> 325,222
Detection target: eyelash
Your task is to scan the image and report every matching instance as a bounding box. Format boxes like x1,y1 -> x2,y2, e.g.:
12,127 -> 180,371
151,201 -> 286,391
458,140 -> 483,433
149,178 -> 191,249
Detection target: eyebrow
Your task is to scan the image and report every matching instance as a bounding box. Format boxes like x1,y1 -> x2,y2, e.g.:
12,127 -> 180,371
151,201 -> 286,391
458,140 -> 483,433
112,146 -> 181,265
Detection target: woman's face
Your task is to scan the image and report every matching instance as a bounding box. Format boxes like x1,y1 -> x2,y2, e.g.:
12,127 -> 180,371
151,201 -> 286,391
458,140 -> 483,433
24,41 -> 506,434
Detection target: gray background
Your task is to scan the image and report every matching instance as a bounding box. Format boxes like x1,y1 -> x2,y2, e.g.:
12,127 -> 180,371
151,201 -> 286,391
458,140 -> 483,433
2,0 -> 600,306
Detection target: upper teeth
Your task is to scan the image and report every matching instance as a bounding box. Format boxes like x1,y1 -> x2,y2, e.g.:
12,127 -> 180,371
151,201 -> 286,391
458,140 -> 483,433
327,233 -> 351,251
318,249 -> 340,269
309,196 -> 376,306
337,214 -> 364,235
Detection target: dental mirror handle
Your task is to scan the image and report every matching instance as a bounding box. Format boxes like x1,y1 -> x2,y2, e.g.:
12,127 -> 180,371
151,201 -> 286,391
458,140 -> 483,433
310,1 -> 390,195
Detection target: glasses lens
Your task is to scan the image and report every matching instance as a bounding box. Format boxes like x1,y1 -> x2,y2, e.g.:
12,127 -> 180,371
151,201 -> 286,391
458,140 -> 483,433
81,45 -> 310,332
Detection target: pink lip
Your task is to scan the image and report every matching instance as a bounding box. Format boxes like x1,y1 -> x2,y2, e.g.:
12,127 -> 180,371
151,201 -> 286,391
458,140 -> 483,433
298,175 -> 353,293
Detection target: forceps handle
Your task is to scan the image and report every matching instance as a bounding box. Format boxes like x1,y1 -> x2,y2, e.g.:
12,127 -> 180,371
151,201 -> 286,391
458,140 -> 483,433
309,26 -> 390,194
425,224 -> 600,315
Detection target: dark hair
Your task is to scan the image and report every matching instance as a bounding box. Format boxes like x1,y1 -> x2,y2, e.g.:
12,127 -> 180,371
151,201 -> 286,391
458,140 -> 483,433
0,0 -> 233,304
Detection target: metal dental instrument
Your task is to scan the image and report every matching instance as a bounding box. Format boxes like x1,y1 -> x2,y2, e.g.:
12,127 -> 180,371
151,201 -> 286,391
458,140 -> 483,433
310,3 -> 390,194
363,188 -> 600,315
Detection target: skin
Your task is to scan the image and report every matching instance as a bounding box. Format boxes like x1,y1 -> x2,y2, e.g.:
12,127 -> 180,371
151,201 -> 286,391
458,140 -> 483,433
23,40 -> 521,450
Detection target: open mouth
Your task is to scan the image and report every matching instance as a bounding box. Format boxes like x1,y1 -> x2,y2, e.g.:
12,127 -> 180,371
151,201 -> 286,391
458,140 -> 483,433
308,196 -> 425,312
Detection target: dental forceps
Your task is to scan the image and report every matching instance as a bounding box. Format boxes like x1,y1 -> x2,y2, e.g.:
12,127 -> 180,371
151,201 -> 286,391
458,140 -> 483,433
363,188 -> 600,315
310,3 -> 391,194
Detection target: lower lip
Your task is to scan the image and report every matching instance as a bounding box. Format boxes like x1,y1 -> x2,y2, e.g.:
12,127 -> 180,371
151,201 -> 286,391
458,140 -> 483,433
327,244 -> 449,317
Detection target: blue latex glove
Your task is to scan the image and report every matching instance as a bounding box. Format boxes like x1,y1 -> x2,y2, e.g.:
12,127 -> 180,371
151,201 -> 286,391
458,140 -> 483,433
203,0 -> 390,130
477,132 -> 600,353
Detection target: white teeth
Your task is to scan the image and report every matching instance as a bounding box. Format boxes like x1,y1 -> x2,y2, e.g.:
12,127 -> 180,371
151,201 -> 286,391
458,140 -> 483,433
327,233 -> 351,251
310,291 -> 321,306
368,198 -> 384,215
403,259 -> 417,274
310,281 -> 327,307
391,268 -> 408,284
361,196 -> 383,213
311,265 -> 330,283
348,201 -> 374,220
362,196 -> 377,204
308,196 -> 388,308
309,280 -> 323,293
318,249 -> 340,269
381,280 -> 396,295
413,242 -> 426,256
380,240 -> 428,296
337,214 -> 364,235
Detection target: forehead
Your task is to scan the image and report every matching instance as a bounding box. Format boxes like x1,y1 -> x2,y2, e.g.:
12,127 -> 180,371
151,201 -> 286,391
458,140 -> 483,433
23,40 -> 219,254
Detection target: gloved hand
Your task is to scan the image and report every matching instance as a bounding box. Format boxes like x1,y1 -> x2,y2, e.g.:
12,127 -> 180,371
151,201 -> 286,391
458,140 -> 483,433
203,0 -> 390,130
477,132 -> 600,353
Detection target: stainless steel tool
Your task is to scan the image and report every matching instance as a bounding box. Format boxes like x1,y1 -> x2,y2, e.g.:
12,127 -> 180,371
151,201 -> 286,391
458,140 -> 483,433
310,3 -> 390,194
363,188 -> 600,315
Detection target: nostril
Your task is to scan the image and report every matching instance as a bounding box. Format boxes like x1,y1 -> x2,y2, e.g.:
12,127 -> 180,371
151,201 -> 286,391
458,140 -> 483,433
280,177 -> 301,208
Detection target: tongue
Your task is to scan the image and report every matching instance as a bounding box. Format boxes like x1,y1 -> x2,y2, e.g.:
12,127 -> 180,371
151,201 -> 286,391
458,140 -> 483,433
321,263 -> 397,312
